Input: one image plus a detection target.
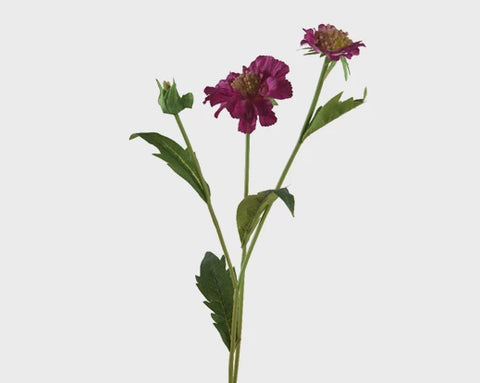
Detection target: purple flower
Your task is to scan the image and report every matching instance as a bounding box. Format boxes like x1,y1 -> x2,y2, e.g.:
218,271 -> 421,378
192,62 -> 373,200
203,55 -> 293,134
301,24 -> 365,61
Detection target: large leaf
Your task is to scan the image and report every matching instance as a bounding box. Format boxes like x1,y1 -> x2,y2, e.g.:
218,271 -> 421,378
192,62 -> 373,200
196,252 -> 234,349
130,132 -> 208,202
301,88 -> 367,142
236,188 -> 295,246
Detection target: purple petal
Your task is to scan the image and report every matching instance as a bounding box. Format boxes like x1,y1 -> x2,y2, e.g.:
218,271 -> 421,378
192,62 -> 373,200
238,117 -> 257,134
249,55 -> 290,78
254,98 -> 277,127
264,77 -> 293,99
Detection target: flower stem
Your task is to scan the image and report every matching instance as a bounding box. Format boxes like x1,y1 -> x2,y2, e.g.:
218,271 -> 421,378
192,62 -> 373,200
173,114 -> 237,287
229,133 -> 251,382
228,286 -> 239,383
234,133 -> 251,381
244,134 -> 250,197
239,56 -> 331,283
300,57 -> 331,138
232,259 -> 245,383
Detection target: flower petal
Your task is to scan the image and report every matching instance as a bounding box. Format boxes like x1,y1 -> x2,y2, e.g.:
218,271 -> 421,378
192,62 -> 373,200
249,55 -> 290,78
238,117 -> 257,134
229,98 -> 254,121
254,98 -> 277,127
264,77 -> 293,99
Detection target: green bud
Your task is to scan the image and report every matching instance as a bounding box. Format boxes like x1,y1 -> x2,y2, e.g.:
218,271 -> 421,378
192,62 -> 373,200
156,79 -> 194,115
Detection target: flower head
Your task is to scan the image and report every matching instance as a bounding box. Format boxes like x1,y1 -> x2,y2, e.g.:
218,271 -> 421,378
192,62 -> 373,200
301,24 -> 365,61
203,55 -> 292,134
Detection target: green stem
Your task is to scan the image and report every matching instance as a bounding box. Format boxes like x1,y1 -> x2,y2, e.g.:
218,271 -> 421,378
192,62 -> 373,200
232,133 -> 250,382
232,260 -> 245,383
173,114 -> 237,287
238,56 -> 331,283
228,287 -> 239,383
300,57 -> 331,138
244,134 -> 250,197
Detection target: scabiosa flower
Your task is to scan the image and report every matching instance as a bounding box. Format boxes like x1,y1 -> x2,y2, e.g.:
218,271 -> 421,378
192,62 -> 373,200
301,24 -> 365,61
203,55 -> 293,134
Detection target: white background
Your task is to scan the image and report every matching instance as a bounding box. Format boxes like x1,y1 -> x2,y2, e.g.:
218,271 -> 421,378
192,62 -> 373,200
1,1 -> 479,382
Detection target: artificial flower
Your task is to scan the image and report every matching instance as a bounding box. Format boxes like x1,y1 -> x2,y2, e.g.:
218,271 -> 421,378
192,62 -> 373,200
203,55 -> 292,134
301,24 -> 365,61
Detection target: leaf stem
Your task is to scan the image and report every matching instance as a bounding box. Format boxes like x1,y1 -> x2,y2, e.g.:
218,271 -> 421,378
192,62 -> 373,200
173,114 -> 237,287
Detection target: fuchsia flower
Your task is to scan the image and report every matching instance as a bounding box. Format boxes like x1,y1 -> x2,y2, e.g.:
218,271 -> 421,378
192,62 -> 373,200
301,24 -> 365,61
203,55 -> 292,134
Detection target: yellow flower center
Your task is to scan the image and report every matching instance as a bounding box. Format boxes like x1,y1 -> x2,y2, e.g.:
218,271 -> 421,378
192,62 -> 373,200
316,25 -> 353,52
231,72 -> 260,95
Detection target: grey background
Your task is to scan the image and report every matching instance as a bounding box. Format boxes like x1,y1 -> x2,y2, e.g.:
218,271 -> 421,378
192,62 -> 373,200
1,0 -> 479,382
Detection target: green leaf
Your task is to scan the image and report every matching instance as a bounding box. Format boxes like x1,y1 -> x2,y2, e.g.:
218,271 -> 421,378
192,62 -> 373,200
273,188 -> 295,216
340,56 -> 350,81
181,92 -> 194,109
130,132 -> 208,202
267,97 -> 278,106
325,60 -> 337,76
301,89 -> 367,141
196,252 -> 234,349
236,188 -> 295,246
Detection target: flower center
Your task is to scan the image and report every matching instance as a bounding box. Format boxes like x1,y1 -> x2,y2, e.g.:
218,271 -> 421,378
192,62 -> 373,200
231,72 -> 260,95
315,24 -> 353,52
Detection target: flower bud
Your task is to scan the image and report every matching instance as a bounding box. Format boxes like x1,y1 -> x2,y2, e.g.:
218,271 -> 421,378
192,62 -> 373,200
156,79 -> 194,115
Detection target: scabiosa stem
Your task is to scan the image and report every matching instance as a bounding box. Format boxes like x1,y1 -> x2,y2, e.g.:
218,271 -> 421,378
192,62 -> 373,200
299,57 -> 331,140
235,133 -> 251,381
233,261 -> 245,383
229,286 -> 239,383
229,132 -> 251,382
239,56 -> 331,281
173,114 -> 237,287
244,134 -> 250,197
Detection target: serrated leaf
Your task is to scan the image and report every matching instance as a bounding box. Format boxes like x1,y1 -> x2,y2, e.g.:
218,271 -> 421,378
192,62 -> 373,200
196,252 -> 234,349
301,89 -> 366,141
236,188 -> 295,246
130,132 -> 208,201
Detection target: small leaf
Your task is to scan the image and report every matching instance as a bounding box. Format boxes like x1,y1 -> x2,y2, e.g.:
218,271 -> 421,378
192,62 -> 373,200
301,90 -> 366,141
340,56 -> 350,81
236,188 -> 295,246
272,188 -> 295,216
181,92 -> 194,109
267,97 -> 278,106
130,132 -> 208,201
196,252 -> 234,349
325,60 -> 337,76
